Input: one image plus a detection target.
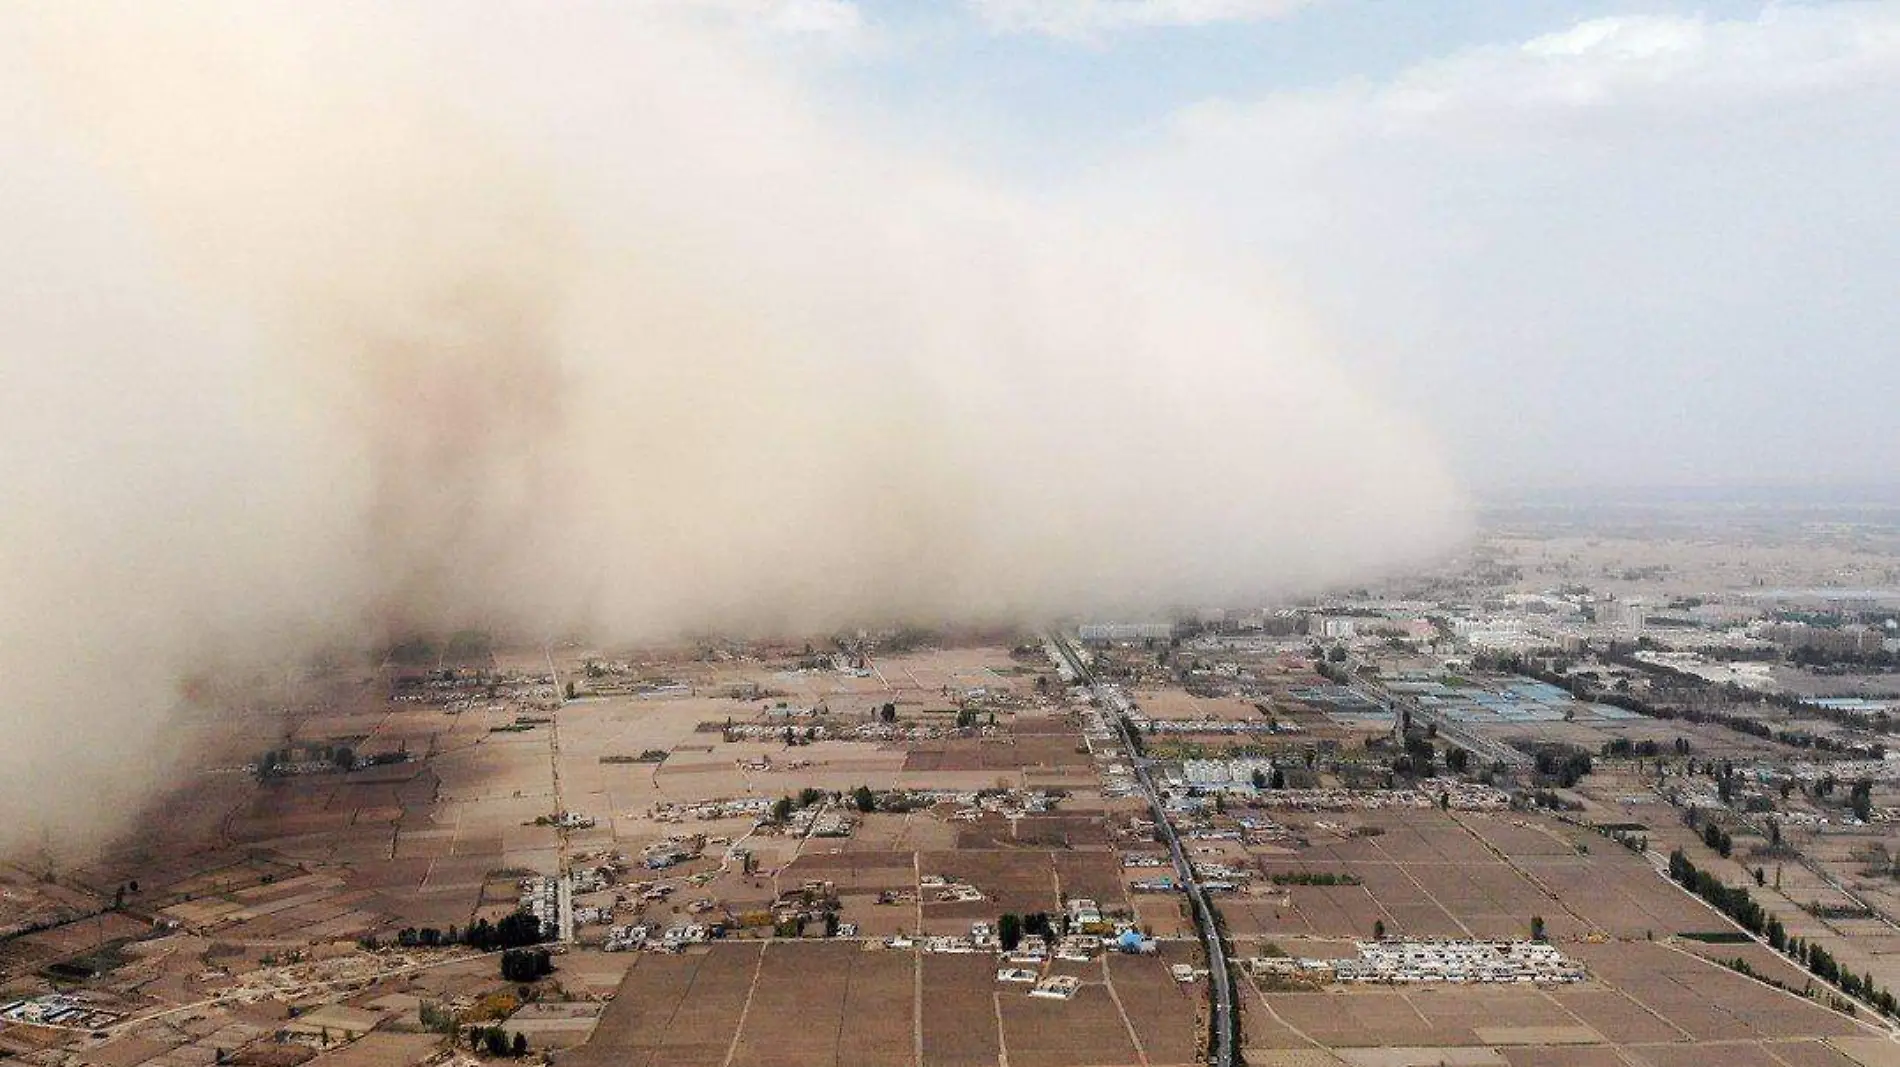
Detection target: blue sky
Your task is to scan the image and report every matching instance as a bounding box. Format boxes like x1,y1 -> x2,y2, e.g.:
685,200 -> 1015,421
744,0 -> 1900,492
790,0 -> 1779,165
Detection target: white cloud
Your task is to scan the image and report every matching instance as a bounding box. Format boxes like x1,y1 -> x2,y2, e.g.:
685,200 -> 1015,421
972,0 -> 1316,39
651,0 -> 868,47
1178,5 -> 1900,133
1118,2 -> 1900,489
767,0 -> 864,37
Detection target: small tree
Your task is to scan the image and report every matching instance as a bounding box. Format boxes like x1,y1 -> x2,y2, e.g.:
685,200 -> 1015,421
1373,919 -> 1386,941
511,1033 -> 528,1058
853,785 -> 877,814
1530,915 -> 1547,942
484,1028 -> 509,1057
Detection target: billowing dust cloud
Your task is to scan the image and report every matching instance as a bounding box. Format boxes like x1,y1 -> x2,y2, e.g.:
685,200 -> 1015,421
0,3 -> 1466,852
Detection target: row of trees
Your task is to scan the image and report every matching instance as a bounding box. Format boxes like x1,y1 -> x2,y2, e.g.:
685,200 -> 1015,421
1601,737 -> 1689,759
1667,849 -> 1899,1018
1269,872 -> 1361,886
381,910 -> 546,952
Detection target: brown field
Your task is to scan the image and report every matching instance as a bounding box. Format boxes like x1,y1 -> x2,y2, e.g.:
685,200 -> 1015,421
1497,1048 -> 1635,1067
903,737 -> 1090,775
1767,1040 -> 1884,1067
921,850 -> 1061,923
1128,688 -> 1249,720
570,943 -> 762,1067
1228,809 -> 1725,942
1248,938 -> 1882,1067
996,981 -> 1137,1067
725,942 -> 914,1067
1110,943 -> 1204,1065
1053,851 -> 1128,905
921,954 -> 1003,1067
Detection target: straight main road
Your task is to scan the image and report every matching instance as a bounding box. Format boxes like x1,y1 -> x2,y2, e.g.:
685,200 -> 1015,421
1048,633 -> 1236,1067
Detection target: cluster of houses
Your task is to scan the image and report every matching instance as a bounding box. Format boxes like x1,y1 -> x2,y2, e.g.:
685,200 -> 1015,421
1249,940 -> 1585,985
639,834 -> 707,870
1173,758 -> 1279,790
1028,975 -> 1082,1000
921,874 -> 985,904
994,926 -> 1165,1000
722,721 -> 832,742
651,797 -> 775,823
0,994 -> 120,1029
792,806 -> 858,838
993,967 -> 1084,1000
948,790 -> 1062,822
844,721 -> 952,743
1072,705 -> 1142,798
1067,898 -> 1105,928
392,669 -> 560,712
1243,785 -> 1511,812
1122,852 -> 1177,890
1142,718 -> 1296,736
899,919 -> 1157,964
1188,860 -> 1252,892
602,922 -> 714,952
519,876 -> 559,938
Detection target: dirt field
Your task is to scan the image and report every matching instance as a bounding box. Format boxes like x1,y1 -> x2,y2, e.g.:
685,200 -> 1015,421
569,944 -> 762,1067
723,943 -> 914,1067
1225,809 -> 1722,942
920,954 -> 1002,1067
1252,943 -> 1875,1057
1110,943 -> 1204,1065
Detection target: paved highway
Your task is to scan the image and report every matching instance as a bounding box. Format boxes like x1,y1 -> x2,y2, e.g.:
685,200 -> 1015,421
1048,632 -> 1236,1067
